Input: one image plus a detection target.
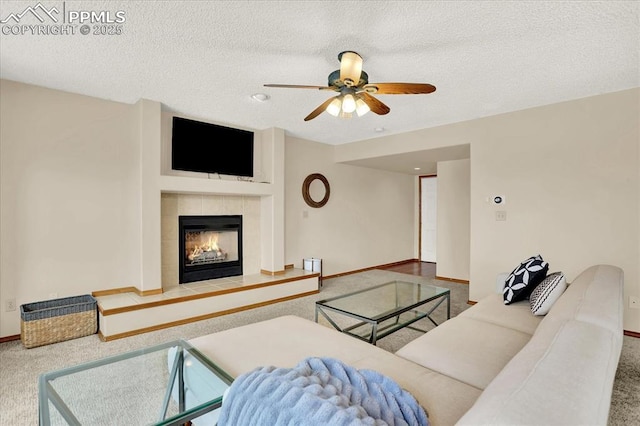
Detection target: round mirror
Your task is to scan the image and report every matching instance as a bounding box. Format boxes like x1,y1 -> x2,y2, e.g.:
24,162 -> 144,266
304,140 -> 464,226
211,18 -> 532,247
302,173 -> 330,208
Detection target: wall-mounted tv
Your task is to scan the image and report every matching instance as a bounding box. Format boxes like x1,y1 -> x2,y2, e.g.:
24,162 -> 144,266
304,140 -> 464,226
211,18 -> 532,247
171,116 -> 254,177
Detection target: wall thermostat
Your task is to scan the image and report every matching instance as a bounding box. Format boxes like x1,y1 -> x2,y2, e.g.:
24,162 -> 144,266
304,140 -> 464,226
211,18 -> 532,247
493,195 -> 505,204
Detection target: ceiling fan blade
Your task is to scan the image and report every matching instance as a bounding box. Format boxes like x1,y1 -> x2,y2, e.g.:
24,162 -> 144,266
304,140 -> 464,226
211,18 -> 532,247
359,92 -> 390,115
339,51 -> 363,87
264,84 -> 334,90
304,97 -> 337,121
363,83 -> 436,95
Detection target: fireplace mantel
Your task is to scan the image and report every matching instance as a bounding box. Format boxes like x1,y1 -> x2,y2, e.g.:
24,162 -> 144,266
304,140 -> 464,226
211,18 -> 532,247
160,175 -> 272,197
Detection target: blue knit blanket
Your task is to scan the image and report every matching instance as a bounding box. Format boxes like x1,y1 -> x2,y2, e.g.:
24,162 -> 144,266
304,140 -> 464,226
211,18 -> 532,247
218,357 -> 429,426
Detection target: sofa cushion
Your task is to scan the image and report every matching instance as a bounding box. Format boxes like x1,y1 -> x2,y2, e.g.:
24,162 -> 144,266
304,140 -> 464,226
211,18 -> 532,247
529,271 -> 566,315
353,356 -> 481,426
189,315 -> 378,374
189,315 -> 481,426
459,294 -> 542,335
503,255 -> 549,304
455,320 -> 622,426
396,316 -> 532,389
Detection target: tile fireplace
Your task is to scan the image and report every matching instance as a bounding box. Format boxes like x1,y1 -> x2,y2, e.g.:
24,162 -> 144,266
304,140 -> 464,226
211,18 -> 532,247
178,215 -> 243,283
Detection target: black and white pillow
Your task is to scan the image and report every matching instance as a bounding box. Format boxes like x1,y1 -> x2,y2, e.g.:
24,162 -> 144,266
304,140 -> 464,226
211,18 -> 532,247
503,255 -> 549,305
530,272 -> 566,315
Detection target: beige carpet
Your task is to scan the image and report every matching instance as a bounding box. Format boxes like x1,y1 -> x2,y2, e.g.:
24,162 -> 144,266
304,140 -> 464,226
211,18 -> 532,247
0,270 -> 638,425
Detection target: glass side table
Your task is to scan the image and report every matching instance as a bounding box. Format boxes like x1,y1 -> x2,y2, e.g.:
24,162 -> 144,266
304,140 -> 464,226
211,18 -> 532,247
38,339 -> 233,426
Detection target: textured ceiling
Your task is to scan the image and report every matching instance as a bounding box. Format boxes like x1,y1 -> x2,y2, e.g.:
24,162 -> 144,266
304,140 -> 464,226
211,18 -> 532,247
1,1 -> 638,152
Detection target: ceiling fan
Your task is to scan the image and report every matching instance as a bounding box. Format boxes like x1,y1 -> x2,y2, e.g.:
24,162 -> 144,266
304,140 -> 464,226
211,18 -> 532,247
264,51 -> 436,121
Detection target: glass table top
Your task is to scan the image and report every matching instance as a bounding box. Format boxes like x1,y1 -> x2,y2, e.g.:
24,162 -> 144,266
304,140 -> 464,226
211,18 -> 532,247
315,280 -> 451,343
38,339 -> 232,426
316,280 -> 450,321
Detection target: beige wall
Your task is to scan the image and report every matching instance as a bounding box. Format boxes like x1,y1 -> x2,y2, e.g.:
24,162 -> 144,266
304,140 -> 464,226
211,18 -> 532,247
285,136 -> 415,276
337,88 -> 639,332
469,89 -> 639,333
334,119 -> 477,164
138,100 -> 162,292
436,159 -> 470,281
0,80 -> 143,336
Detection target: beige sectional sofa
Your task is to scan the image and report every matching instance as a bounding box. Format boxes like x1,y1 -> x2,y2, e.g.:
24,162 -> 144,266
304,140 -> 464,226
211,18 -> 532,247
189,264 -> 624,425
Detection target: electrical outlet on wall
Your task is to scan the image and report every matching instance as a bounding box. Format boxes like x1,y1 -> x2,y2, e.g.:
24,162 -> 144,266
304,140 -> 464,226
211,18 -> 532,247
630,296 -> 640,309
6,298 -> 16,312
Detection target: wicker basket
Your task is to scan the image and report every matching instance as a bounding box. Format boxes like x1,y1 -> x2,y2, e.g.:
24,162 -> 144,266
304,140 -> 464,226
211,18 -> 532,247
20,295 -> 97,348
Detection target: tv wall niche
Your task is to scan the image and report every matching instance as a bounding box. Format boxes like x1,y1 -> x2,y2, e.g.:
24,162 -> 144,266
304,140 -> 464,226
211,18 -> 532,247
171,116 -> 254,177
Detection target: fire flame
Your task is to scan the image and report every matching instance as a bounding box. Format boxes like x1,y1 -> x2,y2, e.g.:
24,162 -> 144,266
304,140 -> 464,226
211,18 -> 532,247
188,233 -> 223,261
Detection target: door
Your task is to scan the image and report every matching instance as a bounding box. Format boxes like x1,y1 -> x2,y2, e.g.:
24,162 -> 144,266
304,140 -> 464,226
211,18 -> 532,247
420,176 -> 437,263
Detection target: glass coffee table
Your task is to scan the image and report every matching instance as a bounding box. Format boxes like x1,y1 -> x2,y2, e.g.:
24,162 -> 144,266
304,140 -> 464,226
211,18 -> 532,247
38,339 -> 233,426
315,280 -> 450,344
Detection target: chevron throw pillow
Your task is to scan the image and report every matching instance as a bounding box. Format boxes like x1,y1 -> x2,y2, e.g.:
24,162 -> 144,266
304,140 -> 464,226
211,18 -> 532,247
530,271 -> 566,315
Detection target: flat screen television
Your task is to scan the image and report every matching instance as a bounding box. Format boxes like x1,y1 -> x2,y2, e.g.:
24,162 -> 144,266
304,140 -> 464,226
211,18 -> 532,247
171,116 -> 254,177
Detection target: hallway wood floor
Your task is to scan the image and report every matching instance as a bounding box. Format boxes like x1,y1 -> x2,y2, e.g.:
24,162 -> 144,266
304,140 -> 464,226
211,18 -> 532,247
379,261 -> 436,278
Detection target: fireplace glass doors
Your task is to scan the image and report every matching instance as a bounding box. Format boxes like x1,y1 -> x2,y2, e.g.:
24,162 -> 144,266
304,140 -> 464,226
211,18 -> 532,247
179,215 -> 243,284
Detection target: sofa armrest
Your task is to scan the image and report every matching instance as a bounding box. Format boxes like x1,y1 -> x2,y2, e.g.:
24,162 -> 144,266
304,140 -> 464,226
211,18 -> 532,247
456,320 -> 621,425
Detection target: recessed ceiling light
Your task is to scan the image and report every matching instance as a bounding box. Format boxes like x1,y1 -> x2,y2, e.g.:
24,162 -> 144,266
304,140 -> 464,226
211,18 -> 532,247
374,127 -> 385,133
251,93 -> 270,102
414,167 -> 421,170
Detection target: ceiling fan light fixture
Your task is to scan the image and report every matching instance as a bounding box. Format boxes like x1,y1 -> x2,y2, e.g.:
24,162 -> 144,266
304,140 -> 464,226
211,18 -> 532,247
265,51 -> 435,121
339,51 -> 363,87
341,94 -> 357,113
355,98 -> 370,117
326,97 -> 342,116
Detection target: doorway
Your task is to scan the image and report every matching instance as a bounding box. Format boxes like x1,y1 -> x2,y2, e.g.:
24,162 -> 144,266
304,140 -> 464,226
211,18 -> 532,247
420,175 -> 437,263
